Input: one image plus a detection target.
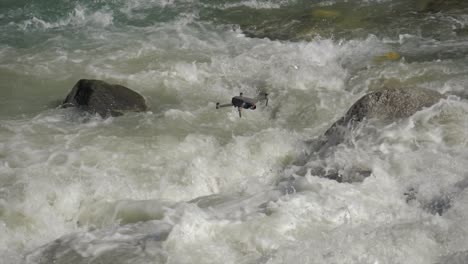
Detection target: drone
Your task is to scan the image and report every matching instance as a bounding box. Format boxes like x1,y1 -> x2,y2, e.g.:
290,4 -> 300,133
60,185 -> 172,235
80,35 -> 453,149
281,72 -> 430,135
216,92 -> 269,117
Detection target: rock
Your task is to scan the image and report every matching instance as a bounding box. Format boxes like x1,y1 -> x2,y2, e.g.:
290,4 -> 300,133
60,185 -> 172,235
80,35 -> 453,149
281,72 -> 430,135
62,79 -> 148,117
404,187 -> 452,215
211,1 -> 467,43
322,169 -> 372,183
291,87 -> 444,184
418,0 -> 468,12
324,87 -> 444,144
311,9 -> 341,19
373,51 -> 401,63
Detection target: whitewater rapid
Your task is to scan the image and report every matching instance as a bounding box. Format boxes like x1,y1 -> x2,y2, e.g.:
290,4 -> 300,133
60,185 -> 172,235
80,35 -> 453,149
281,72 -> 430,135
1,0 -> 468,263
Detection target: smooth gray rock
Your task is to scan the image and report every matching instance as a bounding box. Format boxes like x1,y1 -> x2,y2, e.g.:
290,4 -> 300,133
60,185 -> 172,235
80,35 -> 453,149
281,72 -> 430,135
62,79 -> 148,117
324,87 -> 444,144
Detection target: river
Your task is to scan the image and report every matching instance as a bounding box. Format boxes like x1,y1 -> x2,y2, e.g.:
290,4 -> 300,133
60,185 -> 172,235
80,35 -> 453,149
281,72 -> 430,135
1,0 -> 468,263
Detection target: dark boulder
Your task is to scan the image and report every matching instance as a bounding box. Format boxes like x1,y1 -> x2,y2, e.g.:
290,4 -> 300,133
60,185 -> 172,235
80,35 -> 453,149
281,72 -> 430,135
419,0 -> 468,12
62,79 -> 148,117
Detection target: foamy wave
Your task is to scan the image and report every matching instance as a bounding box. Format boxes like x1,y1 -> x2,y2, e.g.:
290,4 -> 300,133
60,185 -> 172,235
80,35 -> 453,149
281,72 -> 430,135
20,5 -> 113,30
212,0 -> 295,10
121,0 -> 176,12
449,14 -> 468,30
118,0 -> 193,19
119,0 -> 291,14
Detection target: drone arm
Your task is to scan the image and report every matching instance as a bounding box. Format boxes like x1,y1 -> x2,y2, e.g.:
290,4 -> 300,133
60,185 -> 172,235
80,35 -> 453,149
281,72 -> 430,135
216,102 -> 233,109
255,93 -> 269,106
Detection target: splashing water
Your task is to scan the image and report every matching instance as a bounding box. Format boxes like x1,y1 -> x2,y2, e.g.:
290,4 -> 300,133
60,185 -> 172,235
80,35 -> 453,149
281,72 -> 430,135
1,0 -> 468,263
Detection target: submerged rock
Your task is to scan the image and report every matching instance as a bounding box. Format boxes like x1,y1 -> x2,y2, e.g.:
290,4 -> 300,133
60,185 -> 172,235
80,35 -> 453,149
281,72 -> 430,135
62,79 -> 148,117
290,164 -> 372,183
405,187 -> 453,216
211,1 -> 467,43
419,0 -> 468,12
238,7 -> 364,41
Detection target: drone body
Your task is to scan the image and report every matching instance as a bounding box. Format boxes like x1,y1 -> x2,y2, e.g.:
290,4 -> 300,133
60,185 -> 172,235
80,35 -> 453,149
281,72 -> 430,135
216,92 -> 268,117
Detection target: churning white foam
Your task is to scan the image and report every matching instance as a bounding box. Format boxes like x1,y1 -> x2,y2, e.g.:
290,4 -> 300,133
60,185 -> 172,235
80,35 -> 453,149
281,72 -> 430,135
2,3 -> 468,262
20,5 -> 113,30
209,0 -> 296,10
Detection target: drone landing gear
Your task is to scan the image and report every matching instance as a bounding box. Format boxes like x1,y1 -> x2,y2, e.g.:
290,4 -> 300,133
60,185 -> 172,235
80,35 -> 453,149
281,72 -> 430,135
263,93 -> 269,107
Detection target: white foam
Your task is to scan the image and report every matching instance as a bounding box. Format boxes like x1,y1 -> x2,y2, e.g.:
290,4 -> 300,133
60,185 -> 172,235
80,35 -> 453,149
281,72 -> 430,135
119,0 -> 176,16
0,27 -> 403,258
2,1 -> 468,262
210,0 -> 295,10
20,5 -> 113,30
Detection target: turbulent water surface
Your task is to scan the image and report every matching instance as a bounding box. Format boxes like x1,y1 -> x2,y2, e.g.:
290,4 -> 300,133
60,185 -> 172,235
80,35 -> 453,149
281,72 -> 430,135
1,0 -> 468,263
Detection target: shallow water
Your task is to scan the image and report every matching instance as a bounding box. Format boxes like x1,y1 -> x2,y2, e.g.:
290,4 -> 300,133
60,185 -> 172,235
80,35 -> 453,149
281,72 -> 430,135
1,0 -> 468,263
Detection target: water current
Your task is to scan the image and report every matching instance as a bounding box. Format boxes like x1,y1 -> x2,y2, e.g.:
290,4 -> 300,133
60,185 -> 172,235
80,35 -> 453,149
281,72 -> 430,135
1,0 -> 468,263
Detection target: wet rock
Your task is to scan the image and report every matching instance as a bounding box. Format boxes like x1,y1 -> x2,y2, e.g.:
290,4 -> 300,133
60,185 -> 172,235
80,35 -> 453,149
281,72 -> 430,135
324,87 -> 444,145
322,170 -> 372,183
404,188 -> 452,215
424,195 -> 452,215
25,222 -> 171,264
211,2 -> 427,41
62,79 -> 148,118
294,87 -> 443,184
211,1 -> 467,43
283,162 -> 372,184
419,0 -> 468,12
239,7 -> 365,41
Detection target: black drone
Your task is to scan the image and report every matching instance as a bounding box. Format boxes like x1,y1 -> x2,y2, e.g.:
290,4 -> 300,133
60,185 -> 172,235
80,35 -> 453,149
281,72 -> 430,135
216,92 -> 268,117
